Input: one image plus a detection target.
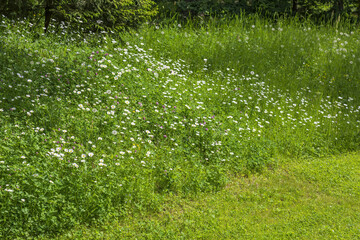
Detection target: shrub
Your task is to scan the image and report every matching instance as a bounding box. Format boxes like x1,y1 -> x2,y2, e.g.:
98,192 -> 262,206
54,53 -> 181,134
55,0 -> 158,32
0,0 -> 158,32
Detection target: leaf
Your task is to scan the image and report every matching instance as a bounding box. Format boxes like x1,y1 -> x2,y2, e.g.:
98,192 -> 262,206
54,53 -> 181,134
0,145 -> 12,152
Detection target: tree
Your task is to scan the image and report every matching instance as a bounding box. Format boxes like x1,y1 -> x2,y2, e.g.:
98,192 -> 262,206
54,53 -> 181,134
292,0 -> 298,13
44,0 -> 53,32
337,0 -> 344,12
0,0 -> 158,33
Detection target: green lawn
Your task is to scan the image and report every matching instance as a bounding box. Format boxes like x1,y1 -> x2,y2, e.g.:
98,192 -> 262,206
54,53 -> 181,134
51,152 -> 360,239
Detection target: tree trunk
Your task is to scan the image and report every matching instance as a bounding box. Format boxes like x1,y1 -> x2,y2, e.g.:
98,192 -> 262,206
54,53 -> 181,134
337,0 -> 344,13
292,0 -> 298,14
44,0 -> 53,33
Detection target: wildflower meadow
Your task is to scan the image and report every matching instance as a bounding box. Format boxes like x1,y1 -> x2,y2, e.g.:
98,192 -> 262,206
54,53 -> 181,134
0,14 -> 359,239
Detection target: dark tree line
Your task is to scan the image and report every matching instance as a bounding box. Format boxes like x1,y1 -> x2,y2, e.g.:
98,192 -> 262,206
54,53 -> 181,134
154,0 -> 360,18
0,0 -> 158,32
1,0 -> 359,32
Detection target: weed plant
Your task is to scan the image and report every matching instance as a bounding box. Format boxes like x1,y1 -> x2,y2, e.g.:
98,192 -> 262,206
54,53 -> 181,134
0,15 -> 359,238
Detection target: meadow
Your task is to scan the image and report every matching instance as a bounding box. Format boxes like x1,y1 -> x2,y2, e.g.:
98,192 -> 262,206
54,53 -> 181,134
0,14 -> 359,239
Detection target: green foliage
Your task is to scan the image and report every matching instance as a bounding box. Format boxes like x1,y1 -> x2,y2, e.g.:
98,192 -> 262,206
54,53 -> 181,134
154,0 -> 360,20
54,0 -> 158,32
0,13 -> 360,239
0,0 -> 40,18
49,153 -> 360,240
243,138 -> 275,173
0,0 -> 158,32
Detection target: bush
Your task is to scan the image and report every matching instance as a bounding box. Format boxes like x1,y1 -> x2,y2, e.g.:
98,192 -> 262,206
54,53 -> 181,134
0,0 -> 158,32
55,0 -> 158,32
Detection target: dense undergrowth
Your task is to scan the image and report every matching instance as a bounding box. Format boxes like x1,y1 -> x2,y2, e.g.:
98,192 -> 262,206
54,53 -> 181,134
0,15 -> 359,239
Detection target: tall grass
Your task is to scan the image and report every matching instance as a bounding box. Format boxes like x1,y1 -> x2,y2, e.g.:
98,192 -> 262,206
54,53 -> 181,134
132,14 -> 360,97
0,14 -> 359,238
